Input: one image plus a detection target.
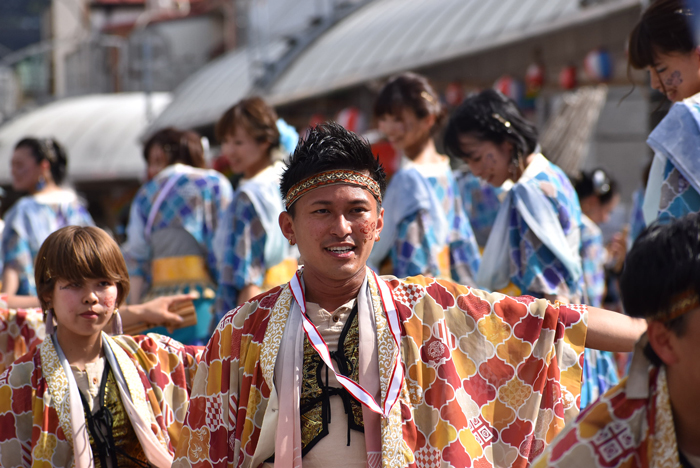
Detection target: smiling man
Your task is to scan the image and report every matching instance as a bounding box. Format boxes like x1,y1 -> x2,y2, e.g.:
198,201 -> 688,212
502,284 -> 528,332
174,123 -> 646,468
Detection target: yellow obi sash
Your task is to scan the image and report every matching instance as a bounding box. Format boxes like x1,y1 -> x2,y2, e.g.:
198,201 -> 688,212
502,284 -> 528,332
262,258 -> 298,291
152,255 -> 212,285
147,255 -> 216,302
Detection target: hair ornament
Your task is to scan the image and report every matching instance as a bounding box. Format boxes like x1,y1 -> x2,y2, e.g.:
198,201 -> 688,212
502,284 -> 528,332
285,170 -> 382,210
41,138 -> 58,163
592,169 -> 611,196
421,91 -> 437,105
492,113 -> 512,128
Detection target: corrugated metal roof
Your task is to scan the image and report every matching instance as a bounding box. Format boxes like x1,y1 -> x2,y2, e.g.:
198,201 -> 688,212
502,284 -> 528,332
144,40 -> 289,134
146,0 -> 640,132
267,0 -> 639,104
0,93 -> 171,184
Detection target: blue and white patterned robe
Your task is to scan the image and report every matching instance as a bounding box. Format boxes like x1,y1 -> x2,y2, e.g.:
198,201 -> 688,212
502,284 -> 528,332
1,190 -> 94,295
454,168 -> 504,248
122,163 -> 233,285
368,157 -> 480,285
215,162 -> 296,320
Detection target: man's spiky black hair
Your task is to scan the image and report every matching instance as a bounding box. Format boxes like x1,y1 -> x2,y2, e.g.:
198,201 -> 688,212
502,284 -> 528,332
280,122 -> 386,215
621,213 -> 700,341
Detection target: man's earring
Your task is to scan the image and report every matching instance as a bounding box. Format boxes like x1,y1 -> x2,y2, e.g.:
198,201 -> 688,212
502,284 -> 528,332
289,238 -> 296,246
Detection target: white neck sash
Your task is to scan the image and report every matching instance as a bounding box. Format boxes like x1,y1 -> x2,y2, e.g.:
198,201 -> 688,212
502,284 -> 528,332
288,269 -> 403,417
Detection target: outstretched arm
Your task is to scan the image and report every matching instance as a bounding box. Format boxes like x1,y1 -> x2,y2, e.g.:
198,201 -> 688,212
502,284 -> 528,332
585,306 -> 647,352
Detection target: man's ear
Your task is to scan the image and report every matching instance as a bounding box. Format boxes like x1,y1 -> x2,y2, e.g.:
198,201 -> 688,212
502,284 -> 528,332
647,320 -> 681,366
279,211 -> 295,241
375,207 -> 384,237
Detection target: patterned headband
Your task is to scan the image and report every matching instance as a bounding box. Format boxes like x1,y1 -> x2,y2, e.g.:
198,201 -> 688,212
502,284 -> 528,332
285,170 -> 382,209
660,290 -> 700,323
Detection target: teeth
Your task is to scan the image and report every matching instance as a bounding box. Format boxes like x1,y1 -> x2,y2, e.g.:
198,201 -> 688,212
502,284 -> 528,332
328,247 -> 352,253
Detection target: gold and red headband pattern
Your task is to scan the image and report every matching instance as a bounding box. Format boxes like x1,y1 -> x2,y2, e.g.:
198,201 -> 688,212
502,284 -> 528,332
661,290 -> 700,322
285,170 -> 382,209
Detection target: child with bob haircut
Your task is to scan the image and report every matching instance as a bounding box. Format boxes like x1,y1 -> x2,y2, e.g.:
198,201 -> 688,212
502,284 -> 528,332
0,226 -> 202,468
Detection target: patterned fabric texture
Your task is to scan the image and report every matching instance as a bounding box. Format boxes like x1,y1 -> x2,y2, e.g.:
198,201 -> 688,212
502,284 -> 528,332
122,163 -> 233,283
0,332 -> 203,467
216,192 -> 270,318
0,306 -> 45,374
508,159 -> 583,300
532,367 -> 681,468
657,159 -> 700,224
173,273 -> 587,468
1,191 -> 94,296
454,169 -> 503,248
391,162 -> 481,285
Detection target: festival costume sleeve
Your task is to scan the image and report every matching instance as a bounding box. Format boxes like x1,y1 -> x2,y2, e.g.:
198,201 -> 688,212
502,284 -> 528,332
112,333 -> 204,451
215,193 -> 267,318
174,287 -> 284,468
393,211 -> 442,278
0,306 -> 45,374
532,367 -> 680,468
509,169 -> 583,299
656,159 -> 700,224
389,275 -> 587,467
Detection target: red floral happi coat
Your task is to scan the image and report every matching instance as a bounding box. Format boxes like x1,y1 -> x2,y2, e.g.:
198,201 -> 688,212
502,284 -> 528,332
174,273 -> 587,468
0,333 -> 203,467
0,306 -> 45,374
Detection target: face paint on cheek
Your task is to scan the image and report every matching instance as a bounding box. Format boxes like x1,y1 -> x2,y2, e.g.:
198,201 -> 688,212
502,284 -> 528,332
359,220 -> 377,240
102,296 -> 116,311
666,70 -> 683,87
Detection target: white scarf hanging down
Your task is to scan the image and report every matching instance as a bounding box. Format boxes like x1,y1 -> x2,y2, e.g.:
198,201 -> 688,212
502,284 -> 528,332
51,333 -> 174,468
273,269 -> 402,467
477,154 -> 582,292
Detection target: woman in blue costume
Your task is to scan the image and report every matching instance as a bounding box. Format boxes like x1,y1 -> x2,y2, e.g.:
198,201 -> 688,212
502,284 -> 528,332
1,138 -> 94,302
122,128 -> 233,345
445,89 -> 583,303
213,97 -> 298,321
628,0 -> 700,224
574,169 -> 622,408
368,72 -> 480,284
